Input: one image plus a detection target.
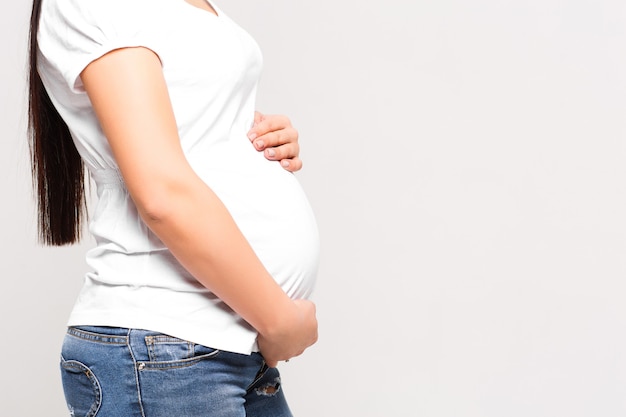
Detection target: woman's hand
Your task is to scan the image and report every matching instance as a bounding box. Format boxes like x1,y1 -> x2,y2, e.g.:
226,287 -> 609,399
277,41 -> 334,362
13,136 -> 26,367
248,112 -> 303,172
257,299 -> 318,368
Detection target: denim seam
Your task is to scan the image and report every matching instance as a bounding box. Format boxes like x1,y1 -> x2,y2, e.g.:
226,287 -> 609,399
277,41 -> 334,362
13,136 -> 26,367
126,328 -> 147,417
246,362 -> 270,391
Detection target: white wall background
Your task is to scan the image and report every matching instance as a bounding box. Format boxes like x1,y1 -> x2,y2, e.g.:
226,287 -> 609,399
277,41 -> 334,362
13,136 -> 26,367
3,1 -> 626,416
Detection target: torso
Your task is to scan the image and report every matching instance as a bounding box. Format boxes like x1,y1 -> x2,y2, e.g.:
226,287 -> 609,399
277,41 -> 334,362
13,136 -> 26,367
37,0 -> 319,354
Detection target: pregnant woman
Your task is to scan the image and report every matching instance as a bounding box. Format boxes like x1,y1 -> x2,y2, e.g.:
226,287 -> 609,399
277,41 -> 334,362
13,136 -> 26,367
28,0 -> 319,415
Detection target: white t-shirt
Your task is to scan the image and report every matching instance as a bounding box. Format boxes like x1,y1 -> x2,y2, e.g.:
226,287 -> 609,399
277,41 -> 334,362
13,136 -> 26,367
37,0 -> 319,354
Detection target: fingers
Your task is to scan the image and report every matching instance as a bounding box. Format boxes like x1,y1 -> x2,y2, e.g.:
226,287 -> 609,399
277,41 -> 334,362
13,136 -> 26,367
253,111 -> 264,127
257,140 -> 299,161
265,359 -> 279,368
249,114 -> 291,137
247,113 -> 302,171
247,114 -> 296,148
279,157 -> 303,172
250,126 -> 299,151
256,299 -> 318,367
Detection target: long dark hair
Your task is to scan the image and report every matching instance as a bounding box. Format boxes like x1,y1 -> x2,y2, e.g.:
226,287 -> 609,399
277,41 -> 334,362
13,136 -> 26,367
28,0 -> 86,246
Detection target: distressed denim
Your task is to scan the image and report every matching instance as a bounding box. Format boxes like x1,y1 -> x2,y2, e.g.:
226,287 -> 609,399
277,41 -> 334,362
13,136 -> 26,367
60,326 -> 292,417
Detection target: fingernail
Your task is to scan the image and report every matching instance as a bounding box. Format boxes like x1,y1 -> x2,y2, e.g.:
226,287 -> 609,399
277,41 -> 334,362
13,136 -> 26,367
248,132 -> 257,141
281,160 -> 290,168
266,148 -> 276,158
255,140 -> 265,150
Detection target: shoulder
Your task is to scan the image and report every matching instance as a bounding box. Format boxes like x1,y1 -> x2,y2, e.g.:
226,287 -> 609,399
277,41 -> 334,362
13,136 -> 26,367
38,0 -> 169,93
39,0 -> 170,50
40,0 -> 162,36
41,0 -> 110,25
41,0 -> 151,16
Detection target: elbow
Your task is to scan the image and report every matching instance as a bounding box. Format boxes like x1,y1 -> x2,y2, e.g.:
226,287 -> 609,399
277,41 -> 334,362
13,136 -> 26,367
132,181 -> 187,226
139,199 -> 171,224
136,192 -> 175,225
123,168 -> 206,228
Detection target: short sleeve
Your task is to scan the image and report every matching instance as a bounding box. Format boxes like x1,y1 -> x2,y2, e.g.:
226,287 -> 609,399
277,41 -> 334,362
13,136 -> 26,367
38,0 -> 164,93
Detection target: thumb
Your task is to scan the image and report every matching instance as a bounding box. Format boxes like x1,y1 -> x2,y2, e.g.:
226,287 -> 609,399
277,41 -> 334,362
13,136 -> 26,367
253,110 -> 264,127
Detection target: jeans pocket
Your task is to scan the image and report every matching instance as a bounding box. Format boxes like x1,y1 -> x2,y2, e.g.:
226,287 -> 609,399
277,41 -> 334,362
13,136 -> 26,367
141,334 -> 220,370
60,356 -> 102,417
192,342 -> 221,359
145,335 -> 194,362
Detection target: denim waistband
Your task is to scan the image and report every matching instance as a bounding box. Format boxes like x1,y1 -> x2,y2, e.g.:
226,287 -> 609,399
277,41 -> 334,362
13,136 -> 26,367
67,326 -> 220,364
67,326 -> 128,344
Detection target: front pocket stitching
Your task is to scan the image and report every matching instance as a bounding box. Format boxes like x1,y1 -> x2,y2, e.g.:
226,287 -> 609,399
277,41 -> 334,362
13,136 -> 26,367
138,349 -> 221,371
145,336 -> 195,362
60,359 -> 103,417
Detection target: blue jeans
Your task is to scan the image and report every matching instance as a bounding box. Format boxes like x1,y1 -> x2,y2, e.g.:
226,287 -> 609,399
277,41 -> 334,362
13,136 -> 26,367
60,326 -> 293,417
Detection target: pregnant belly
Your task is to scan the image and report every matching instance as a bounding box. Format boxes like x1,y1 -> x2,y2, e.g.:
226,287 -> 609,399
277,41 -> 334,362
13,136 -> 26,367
188,139 -> 319,299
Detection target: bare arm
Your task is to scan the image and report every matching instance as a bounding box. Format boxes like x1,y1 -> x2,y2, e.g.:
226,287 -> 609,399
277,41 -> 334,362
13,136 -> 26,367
80,47 -> 317,366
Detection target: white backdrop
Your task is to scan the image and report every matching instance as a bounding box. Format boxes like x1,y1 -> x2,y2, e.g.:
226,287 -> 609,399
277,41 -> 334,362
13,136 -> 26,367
2,1 -> 626,416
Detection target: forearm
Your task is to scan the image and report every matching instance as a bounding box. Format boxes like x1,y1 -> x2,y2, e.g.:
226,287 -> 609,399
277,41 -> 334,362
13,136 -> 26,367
79,47 -> 314,354
138,173 -> 295,336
